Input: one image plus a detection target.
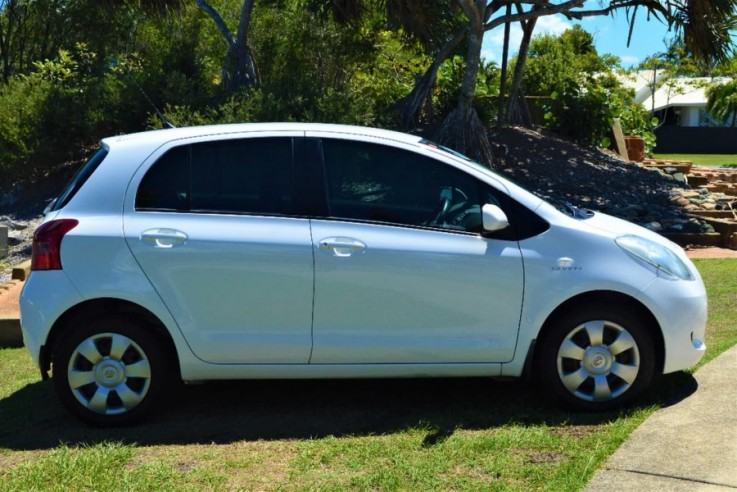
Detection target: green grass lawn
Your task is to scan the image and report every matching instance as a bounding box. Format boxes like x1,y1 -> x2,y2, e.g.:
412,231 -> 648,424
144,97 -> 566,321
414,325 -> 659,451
652,153 -> 737,167
1,259 -> 736,491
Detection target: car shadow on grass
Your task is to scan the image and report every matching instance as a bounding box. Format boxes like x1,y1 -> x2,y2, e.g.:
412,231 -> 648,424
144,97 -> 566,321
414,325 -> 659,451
0,372 -> 697,450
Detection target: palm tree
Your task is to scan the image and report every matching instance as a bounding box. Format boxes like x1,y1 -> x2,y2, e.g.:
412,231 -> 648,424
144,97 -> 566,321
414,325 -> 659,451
680,0 -> 737,70
706,79 -> 737,127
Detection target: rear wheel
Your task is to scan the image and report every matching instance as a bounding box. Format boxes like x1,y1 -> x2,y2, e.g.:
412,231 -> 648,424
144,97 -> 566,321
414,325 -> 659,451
52,315 -> 168,426
537,305 -> 656,411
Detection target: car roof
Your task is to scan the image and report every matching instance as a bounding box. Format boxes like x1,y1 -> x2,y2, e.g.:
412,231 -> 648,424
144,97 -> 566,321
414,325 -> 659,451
101,123 -> 424,151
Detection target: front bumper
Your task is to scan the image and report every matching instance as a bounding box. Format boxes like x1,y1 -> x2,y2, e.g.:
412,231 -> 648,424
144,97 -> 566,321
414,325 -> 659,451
640,273 -> 707,374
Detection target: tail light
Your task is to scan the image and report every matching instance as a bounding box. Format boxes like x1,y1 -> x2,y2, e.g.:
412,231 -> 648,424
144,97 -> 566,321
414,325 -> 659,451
31,219 -> 79,271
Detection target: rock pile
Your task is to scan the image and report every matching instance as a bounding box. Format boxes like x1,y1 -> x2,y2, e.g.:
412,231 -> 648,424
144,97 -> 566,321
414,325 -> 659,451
492,127 -> 716,236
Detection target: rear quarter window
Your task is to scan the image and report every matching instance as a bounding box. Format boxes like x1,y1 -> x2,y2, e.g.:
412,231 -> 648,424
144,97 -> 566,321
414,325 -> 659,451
49,146 -> 109,212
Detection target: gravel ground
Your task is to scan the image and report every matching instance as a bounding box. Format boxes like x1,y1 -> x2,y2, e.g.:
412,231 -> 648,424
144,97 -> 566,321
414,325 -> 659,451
1,196 -> 48,284
1,214 -> 43,284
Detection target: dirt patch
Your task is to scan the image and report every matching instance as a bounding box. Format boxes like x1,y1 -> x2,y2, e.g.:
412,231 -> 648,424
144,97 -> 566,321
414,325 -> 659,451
133,441 -> 299,490
0,281 -> 22,318
549,424 -> 599,439
525,451 -> 568,465
686,247 -> 737,259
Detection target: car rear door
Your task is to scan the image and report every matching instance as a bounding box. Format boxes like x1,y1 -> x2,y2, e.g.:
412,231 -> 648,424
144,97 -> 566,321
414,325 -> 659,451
123,132 -> 314,364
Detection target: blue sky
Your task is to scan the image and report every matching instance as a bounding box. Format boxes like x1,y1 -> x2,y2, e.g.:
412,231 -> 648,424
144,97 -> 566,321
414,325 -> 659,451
481,8 -> 677,68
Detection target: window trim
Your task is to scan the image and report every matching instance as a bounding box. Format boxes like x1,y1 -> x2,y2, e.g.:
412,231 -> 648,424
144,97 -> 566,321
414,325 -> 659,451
314,137 -> 505,237
134,136 -> 303,218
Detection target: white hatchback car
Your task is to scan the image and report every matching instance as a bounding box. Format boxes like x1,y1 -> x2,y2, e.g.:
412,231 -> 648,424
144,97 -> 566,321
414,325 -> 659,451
20,123 -> 707,425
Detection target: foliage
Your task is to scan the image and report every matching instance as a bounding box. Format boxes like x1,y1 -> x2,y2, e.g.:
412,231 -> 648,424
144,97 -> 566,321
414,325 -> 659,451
250,5 -> 416,125
642,40 -> 704,78
0,1 -> 216,189
434,55 -> 500,122
0,0 -> 430,191
706,79 -> 737,127
525,27 -> 656,150
522,25 -> 618,98
617,103 -> 659,153
147,3 -> 430,129
0,0 -> 141,81
543,76 -> 657,153
0,71 -> 50,185
543,77 -> 613,147
525,26 -> 613,147
0,44 -> 108,186
2,0 -> 735,188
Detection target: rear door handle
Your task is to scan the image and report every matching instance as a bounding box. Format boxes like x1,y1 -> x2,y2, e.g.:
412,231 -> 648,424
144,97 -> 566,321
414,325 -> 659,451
318,237 -> 366,257
140,228 -> 188,248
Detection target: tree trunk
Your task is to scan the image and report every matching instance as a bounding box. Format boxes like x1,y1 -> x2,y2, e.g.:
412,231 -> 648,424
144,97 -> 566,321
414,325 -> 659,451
229,0 -> 259,88
457,6 -> 483,115
435,1 -> 493,168
505,8 -> 537,126
0,20 -> 8,83
496,4 -> 512,129
196,0 -> 259,92
397,26 -> 466,129
0,0 -> 18,82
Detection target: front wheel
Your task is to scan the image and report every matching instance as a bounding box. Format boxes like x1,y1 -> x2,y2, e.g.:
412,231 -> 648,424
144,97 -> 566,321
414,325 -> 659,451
537,305 -> 656,411
52,316 -> 168,426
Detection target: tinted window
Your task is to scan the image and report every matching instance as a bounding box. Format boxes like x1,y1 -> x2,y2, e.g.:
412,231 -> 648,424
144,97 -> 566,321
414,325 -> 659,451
136,146 -> 189,211
50,146 -> 109,212
321,140 -> 483,232
136,138 -> 294,215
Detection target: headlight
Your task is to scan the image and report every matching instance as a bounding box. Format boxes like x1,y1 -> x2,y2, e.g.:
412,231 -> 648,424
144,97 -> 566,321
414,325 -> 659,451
615,235 -> 694,281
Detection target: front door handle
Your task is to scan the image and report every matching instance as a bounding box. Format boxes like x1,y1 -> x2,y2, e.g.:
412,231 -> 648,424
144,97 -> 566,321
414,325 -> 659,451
318,237 -> 366,257
141,228 -> 188,249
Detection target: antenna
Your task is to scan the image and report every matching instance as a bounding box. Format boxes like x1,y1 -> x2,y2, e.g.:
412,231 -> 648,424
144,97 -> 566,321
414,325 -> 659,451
134,81 -> 176,129
116,64 -> 176,129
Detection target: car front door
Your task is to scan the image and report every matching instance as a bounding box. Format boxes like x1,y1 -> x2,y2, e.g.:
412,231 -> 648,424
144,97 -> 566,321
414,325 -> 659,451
124,133 -> 314,364
308,136 -> 525,364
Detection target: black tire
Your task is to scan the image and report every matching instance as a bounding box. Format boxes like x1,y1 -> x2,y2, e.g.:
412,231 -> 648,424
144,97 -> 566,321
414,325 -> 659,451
536,304 -> 656,412
52,315 -> 169,426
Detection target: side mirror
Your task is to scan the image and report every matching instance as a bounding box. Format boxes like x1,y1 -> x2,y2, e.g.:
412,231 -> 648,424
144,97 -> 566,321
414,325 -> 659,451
482,204 -> 509,232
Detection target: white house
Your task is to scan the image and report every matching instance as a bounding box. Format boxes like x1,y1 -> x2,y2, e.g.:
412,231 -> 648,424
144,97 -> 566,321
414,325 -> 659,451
619,70 -> 732,127
617,71 -> 737,153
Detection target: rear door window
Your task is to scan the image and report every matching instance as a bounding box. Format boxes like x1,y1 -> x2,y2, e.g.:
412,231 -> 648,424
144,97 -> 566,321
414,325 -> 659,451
136,137 -> 294,215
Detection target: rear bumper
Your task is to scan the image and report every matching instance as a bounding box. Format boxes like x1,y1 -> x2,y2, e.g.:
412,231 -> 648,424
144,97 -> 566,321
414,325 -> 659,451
20,271 -> 84,367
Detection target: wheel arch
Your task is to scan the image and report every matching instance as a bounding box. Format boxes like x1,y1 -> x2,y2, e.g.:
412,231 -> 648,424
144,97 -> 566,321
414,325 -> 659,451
531,290 -> 665,375
42,298 -> 181,380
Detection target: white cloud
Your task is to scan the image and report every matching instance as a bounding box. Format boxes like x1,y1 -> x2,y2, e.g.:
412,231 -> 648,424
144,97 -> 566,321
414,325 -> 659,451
619,55 -> 640,67
536,15 -> 572,36
481,25 -> 524,63
481,14 -> 572,63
